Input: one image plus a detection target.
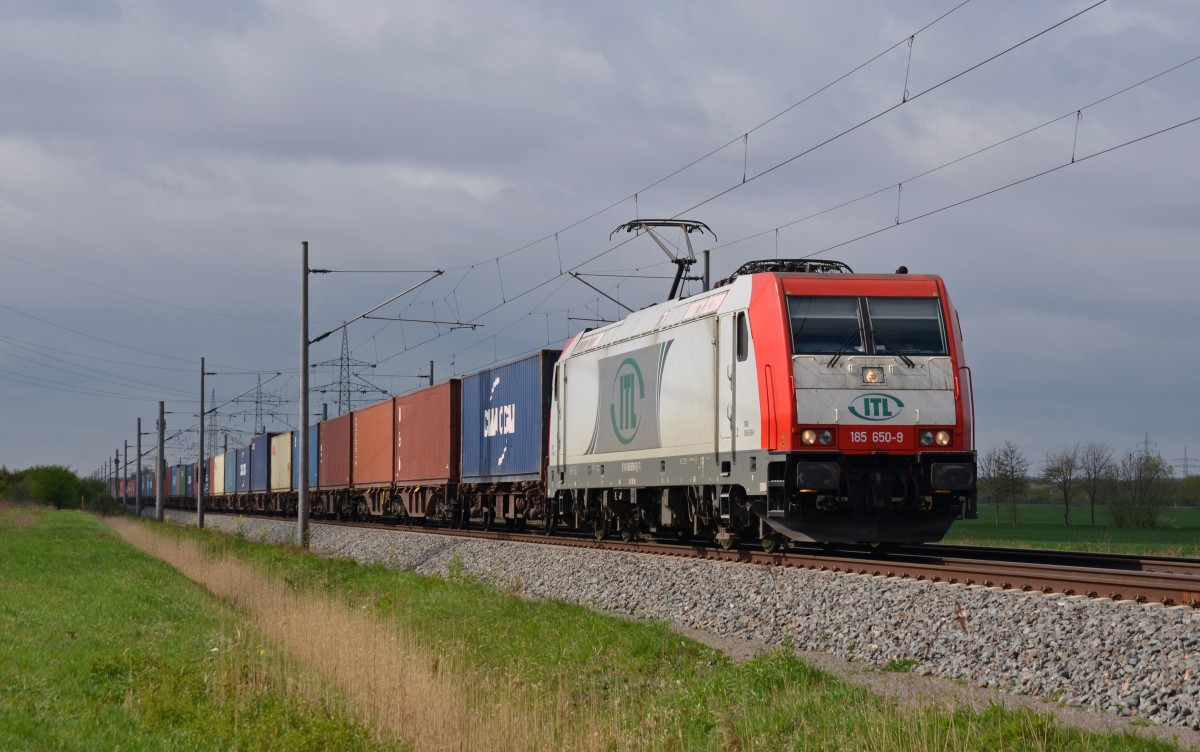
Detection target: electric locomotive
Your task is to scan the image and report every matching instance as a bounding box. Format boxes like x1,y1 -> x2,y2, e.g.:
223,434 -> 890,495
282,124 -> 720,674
548,221 -> 976,546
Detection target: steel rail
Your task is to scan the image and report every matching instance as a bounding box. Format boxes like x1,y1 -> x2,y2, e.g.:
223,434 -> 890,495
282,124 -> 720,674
146,504 -> 1200,608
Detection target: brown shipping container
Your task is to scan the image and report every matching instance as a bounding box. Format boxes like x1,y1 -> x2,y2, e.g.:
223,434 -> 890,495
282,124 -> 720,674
318,414 -> 352,489
353,399 -> 394,487
395,380 -> 461,485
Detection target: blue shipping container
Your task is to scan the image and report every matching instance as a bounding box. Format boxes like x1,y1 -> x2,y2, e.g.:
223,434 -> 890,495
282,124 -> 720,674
170,465 -> 179,497
224,450 -> 237,494
236,448 -> 250,493
184,464 -> 195,497
461,350 -> 559,483
250,434 -> 273,493
292,426 -> 319,489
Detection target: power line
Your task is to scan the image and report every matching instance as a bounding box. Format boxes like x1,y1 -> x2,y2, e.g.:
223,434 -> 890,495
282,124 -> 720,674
0,249 -> 299,325
430,0 -> 975,271
672,0 -> 1110,219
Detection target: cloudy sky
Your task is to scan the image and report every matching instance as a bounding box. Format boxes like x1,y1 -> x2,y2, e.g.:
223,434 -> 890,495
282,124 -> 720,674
1,0 -> 1197,479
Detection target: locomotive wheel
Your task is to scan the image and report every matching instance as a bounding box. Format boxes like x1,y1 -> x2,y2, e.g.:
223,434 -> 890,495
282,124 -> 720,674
592,517 -> 609,541
717,534 -> 737,551
544,514 -> 557,536
619,526 -> 635,543
761,534 -> 786,554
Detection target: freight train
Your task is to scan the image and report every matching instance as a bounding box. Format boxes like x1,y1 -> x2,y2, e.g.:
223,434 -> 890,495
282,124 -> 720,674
126,237 -> 977,547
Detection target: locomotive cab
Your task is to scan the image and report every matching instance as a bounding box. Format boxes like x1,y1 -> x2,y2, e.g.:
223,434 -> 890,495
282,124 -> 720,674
750,262 -> 978,543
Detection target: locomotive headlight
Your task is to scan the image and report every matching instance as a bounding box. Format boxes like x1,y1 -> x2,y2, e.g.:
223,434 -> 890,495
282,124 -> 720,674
801,429 -> 834,446
862,366 -> 884,385
920,430 -> 952,447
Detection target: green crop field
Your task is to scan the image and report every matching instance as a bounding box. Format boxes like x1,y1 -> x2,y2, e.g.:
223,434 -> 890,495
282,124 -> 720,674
945,503 -> 1200,556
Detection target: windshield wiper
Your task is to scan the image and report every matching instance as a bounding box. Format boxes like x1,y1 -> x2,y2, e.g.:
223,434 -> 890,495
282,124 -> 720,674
871,332 -> 915,368
826,330 -> 862,368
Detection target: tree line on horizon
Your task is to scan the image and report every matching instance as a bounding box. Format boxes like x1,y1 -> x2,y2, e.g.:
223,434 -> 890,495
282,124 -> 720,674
979,440 -> 1197,528
0,465 -> 118,513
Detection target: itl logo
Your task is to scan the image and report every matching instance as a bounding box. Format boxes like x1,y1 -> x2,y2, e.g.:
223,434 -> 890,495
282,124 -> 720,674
610,358 -> 645,444
848,393 -> 904,421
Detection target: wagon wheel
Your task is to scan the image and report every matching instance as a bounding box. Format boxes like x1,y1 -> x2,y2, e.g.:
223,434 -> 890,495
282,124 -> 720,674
716,533 -> 737,551
620,526 -> 636,543
592,516 -> 609,542
482,508 -> 495,531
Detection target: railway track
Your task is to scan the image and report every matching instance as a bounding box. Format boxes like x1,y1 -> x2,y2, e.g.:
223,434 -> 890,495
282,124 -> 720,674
145,505 -> 1200,609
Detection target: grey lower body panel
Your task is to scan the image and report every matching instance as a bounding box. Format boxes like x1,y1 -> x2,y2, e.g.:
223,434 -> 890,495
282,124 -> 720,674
552,448 -> 974,544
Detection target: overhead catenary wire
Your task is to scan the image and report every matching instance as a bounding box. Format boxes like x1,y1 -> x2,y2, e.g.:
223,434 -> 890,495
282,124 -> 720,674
51,3 -> 983,425
308,0 -> 1189,409
712,50 -> 1200,252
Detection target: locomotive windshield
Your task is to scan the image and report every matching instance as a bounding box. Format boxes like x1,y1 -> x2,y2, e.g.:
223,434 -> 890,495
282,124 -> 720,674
788,296 -> 947,357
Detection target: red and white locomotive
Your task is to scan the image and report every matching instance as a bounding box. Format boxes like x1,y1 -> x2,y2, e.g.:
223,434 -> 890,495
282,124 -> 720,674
549,220 -> 977,546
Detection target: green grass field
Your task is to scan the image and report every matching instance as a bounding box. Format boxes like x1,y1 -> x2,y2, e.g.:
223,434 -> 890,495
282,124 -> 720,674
945,503 -> 1200,556
2,504 -> 1189,751
152,513 -> 1186,751
0,504 -> 402,751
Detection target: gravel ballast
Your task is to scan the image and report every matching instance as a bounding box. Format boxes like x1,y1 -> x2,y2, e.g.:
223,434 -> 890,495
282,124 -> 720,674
167,512 -> 1200,733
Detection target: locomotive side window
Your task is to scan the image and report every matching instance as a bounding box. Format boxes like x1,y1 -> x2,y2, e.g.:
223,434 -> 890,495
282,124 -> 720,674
736,311 -> 749,362
865,298 -> 947,355
788,296 -> 861,354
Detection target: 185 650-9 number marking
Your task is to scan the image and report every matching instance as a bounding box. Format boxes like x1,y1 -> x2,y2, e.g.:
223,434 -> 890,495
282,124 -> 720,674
849,430 -> 905,444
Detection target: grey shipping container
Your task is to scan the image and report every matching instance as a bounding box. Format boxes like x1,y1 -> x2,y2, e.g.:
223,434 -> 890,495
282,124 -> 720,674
461,350 -> 559,483
223,450 -> 237,494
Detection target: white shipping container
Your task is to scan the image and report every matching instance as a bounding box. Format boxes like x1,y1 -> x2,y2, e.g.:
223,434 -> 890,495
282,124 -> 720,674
211,454 -> 226,496
270,433 -> 293,492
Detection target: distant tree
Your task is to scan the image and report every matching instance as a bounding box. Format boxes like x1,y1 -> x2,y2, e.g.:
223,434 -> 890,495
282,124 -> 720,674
24,465 -> 81,509
1079,441 -> 1114,527
1110,452 -> 1173,528
979,441 -> 1029,525
0,466 -> 22,499
1042,443 -> 1080,526
1180,475 -> 1200,507
978,448 -> 1002,525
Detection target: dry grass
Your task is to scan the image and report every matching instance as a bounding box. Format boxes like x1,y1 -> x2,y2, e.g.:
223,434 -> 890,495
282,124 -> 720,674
108,518 -> 621,751
0,500 -> 38,530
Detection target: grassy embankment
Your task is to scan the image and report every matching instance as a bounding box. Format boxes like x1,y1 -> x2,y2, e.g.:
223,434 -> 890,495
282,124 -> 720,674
944,504 -> 1200,556
0,503 -> 403,751
106,509 -> 1189,751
